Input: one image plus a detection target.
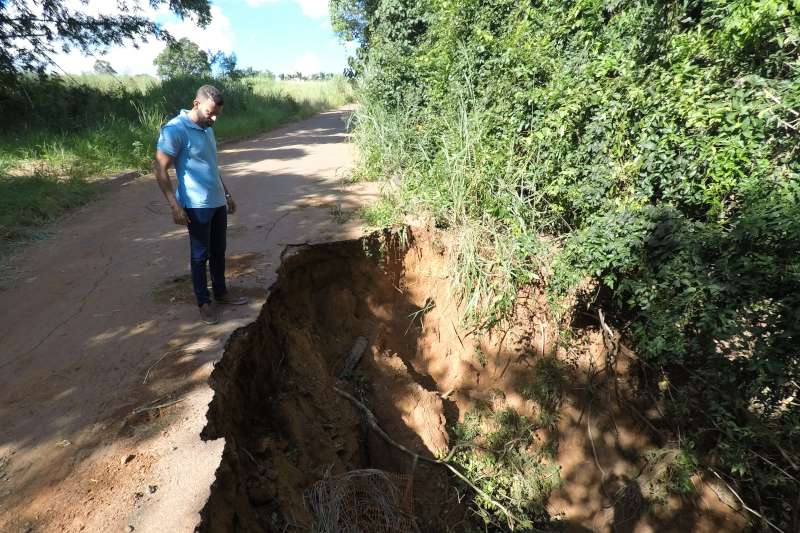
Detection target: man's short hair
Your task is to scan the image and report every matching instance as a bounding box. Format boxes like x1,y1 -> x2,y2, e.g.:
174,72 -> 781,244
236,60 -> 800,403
196,85 -> 224,106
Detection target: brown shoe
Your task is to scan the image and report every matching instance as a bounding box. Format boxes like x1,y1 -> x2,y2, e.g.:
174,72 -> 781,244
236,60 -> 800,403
199,303 -> 218,324
214,293 -> 248,305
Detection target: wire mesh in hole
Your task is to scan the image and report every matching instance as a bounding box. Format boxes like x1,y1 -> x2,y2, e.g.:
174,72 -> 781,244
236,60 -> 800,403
304,468 -> 414,533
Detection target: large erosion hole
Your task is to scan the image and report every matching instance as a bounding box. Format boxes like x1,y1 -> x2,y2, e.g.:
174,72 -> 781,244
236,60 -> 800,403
195,228 -> 746,533
198,232 -> 481,533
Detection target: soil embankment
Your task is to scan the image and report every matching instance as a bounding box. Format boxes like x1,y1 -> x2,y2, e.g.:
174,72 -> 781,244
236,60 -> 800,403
197,227 -> 746,533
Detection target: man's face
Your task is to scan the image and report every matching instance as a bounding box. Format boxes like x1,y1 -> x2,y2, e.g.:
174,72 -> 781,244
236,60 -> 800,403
193,98 -> 223,128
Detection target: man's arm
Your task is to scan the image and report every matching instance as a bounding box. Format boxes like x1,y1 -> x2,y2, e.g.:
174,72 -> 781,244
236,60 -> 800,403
219,172 -> 237,215
154,149 -> 189,226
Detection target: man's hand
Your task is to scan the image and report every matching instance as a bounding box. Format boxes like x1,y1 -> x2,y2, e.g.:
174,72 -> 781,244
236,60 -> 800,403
171,204 -> 189,226
226,195 -> 237,215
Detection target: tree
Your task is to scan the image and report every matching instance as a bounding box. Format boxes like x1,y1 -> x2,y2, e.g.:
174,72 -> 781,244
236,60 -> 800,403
239,66 -> 267,78
154,38 -> 211,78
329,0 -> 378,44
92,59 -> 116,75
0,0 -> 212,77
216,52 -> 240,79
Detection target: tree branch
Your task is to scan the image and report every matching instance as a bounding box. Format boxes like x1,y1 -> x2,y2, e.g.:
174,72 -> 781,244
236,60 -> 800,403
333,387 -> 525,531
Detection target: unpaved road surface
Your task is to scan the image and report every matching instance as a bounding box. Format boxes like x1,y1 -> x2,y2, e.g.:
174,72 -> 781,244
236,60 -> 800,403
0,108 -> 377,533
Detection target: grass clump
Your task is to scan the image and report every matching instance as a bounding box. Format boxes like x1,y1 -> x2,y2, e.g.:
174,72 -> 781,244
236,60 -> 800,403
0,171 -> 99,248
448,357 -> 567,531
450,400 -> 563,531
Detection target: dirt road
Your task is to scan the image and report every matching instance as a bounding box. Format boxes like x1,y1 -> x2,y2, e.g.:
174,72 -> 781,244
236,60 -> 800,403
0,108 -> 377,533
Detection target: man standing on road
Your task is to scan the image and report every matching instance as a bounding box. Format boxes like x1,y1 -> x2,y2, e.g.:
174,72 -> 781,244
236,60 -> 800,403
154,85 -> 248,325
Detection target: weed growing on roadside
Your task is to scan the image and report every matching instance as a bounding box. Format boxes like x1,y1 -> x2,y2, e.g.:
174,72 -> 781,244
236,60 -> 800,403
518,357 -> 565,414
450,399 -> 563,531
358,194 -> 401,229
0,171 -> 99,249
449,354 -> 569,531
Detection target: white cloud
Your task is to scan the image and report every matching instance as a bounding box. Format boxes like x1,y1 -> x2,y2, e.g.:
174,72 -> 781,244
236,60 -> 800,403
294,0 -> 329,18
242,0 -> 328,18
320,18 -> 331,29
162,5 -> 235,54
46,3 -> 235,76
249,34 -> 256,42
287,52 -> 322,76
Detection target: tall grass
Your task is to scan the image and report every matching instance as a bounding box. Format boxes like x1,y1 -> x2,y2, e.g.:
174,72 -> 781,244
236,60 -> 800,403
0,72 -> 354,257
352,78 -> 544,330
1,73 -> 354,177
0,172 -> 99,245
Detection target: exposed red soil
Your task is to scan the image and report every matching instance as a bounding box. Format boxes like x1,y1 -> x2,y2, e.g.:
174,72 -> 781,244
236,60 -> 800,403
197,225 -> 747,533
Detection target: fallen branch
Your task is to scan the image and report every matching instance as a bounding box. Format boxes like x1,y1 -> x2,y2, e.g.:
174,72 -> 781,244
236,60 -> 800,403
333,387 -> 522,531
709,469 -> 786,533
765,433 -> 799,472
750,450 -> 799,483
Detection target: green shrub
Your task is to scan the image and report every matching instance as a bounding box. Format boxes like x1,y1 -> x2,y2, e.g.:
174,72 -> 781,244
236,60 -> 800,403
350,0 -> 800,527
450,404 -> 563,530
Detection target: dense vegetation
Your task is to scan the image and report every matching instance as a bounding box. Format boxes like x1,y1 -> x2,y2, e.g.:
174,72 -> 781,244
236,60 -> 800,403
344,0 -> 800,529
0,73 -> 354,257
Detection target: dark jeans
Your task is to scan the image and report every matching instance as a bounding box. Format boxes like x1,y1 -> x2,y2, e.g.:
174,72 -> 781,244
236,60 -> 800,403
186,206 -> 228,307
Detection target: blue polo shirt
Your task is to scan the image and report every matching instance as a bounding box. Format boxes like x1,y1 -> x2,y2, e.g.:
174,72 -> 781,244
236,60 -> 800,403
157,110 -> 226,209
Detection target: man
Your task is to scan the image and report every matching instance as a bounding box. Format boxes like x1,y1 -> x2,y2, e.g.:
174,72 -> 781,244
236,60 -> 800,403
154,85 -> 248,325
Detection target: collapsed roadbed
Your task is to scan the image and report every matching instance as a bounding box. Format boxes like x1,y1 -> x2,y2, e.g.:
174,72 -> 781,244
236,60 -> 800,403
196,228 -> 746,533
198,232 -> 464,532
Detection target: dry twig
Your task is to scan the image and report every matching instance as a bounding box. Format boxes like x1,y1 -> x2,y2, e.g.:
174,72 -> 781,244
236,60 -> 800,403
710,469 -> 786,533
143,341 -> 214,384
133,397 -> 185,414
242,447 -> 262,468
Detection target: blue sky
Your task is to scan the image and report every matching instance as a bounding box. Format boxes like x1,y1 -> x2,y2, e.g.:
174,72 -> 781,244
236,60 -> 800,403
53,0 -> 357,77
